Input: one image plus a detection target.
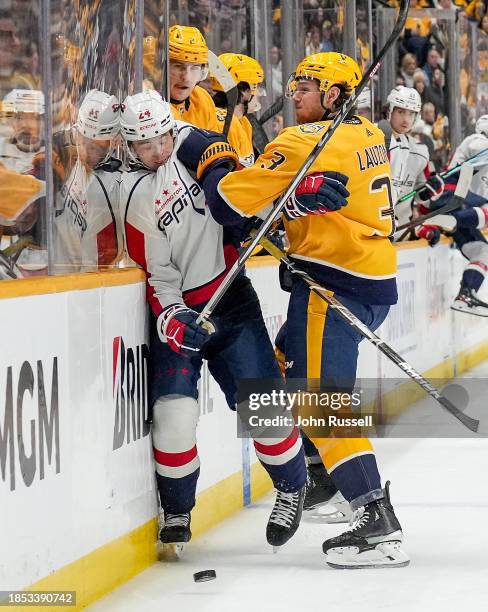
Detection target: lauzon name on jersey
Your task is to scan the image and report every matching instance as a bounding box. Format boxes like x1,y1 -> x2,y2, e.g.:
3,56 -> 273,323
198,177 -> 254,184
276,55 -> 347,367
356,143 -> 389,172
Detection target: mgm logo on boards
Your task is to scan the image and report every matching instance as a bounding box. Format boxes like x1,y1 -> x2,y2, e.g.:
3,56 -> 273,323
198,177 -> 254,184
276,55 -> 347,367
0,358 -> 60,492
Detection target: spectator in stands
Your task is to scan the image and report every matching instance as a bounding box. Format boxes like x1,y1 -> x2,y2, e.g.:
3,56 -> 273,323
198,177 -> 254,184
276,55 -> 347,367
411,118 -> 437,168
305,26 -> 322,56
421,101 -> 437,135
480,12 -> 488,33
399,53 -> 418,87
424,66 -> 445,115
422,46 -> 443,86
413,69 -> 427,103
321,20 -> 335,52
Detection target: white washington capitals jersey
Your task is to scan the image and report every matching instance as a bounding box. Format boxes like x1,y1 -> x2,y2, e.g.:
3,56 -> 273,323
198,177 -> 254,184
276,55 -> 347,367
53,159 -> 122,273
449,133 -> 488,200
121,122 -> 238,316
388,133 -> 429,226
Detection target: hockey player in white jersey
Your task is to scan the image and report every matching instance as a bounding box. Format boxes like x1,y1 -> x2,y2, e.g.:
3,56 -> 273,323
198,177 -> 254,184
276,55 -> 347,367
119,90 -> 322,551
381,85 -> 445,244
0,89 -> 45,173
52,89 -> 122,273
423,115 -> 488,315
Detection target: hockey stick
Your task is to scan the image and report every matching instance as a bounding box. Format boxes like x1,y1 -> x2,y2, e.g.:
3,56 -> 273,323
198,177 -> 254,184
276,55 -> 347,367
197,0 -> 411,326
396,146 -> 488,204
254,232 -> 480,433
258,96 -> 284,125
394,163 -> 473,241
208,51 -> 239,138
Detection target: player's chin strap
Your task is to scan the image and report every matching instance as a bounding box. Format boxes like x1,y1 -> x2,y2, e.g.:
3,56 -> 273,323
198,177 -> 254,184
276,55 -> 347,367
251,229 -> 479,434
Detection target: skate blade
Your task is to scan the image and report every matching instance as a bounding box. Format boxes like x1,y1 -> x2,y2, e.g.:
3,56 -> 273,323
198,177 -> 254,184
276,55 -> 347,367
159,542 -> 186,561
308,494 -> 353,524
451,303 -> 488,317
325,541 -> 410,570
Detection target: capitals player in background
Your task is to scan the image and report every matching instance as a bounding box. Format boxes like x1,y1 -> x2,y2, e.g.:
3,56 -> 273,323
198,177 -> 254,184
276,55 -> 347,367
51,89 -> 122,273
177,52 -> 409,569
379,85 -> 445,245
167,25 -> 220,131
422,115 -> 488,315
210,52 -> 266,167
119,90 -> 353,550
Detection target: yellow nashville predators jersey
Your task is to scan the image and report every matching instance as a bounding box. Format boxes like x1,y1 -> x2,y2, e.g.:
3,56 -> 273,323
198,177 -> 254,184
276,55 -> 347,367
215,108 -> 255,167
218,115 -> 397,304
171,85 -> 220,131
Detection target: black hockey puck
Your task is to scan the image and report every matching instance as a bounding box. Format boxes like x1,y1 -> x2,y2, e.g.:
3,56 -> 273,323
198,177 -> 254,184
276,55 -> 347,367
193,569 -> 217,582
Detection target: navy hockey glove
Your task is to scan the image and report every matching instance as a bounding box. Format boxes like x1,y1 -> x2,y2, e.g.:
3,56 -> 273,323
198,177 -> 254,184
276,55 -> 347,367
176,127 -> 238,180
283,172 -> 350,220
160,305 -> 215,357
415,224 -> 441,247
417,173 -> 445,202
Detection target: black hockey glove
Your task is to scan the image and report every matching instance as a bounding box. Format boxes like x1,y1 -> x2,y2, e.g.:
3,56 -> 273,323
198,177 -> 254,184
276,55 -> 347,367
417,173 -> 445,202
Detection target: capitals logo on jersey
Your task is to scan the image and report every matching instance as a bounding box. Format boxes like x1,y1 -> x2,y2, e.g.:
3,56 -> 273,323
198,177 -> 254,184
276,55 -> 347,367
156,168 -> 205,229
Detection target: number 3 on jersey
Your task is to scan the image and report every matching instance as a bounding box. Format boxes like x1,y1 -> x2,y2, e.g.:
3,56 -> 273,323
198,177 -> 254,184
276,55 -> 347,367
370,174 -> 395,236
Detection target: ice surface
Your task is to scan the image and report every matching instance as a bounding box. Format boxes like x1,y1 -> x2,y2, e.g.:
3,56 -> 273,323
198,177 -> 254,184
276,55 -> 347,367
90,363 -> 488,612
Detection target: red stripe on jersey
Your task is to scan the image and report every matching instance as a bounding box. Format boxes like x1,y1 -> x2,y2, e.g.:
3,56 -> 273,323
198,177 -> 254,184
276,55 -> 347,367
184,244 -> 239,306
97,222 -> 118,266
153,445 -> 198,467
482,208 -> 488,227
254,426 -> 299,457
471,260 -> 488,273
125,222 -> 163,316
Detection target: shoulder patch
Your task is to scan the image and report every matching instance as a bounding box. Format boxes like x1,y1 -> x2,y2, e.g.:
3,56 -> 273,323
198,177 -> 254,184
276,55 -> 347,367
343,117 -> 362,125
298,123 -> 327,134
366,128 -> 374,137
216,109 -> 226,123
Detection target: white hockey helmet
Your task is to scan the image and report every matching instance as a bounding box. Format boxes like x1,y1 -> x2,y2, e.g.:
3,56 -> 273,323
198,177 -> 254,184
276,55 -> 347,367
356,87 -> 371,110
75,89 -> 120,139
387,85 -> 421,115
3,89 -> 45,115
475,115 -> 488,137
120,90 -> 174,142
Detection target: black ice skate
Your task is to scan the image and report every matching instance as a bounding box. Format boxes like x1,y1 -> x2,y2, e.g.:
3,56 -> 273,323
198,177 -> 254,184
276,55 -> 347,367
266,485 -> 306,551
159,512 -> 191,558
304,463 -> 352,523
304,463 -> 338,510
451,286 -> 488,317
322,481 -> 409,569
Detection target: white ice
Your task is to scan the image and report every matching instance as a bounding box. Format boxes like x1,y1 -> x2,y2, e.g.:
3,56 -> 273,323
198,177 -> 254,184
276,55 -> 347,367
90,363 -> 488,612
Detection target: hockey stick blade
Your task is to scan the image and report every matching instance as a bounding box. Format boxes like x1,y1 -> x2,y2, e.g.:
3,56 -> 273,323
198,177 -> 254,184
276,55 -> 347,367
208,50 -> 239,137
196,0 -> 411,325
255,232 -> 479,433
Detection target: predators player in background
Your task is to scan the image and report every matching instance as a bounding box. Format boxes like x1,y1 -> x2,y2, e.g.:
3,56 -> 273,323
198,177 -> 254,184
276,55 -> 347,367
177,52 -> 409,569
211,52 -> 265,167
168,25 -> 219,131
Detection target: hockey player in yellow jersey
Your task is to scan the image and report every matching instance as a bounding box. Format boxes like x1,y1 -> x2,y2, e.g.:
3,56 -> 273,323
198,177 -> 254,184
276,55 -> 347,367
168,25 -> 220,131
177,52 -> 409,569
210,53 -> 265,167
